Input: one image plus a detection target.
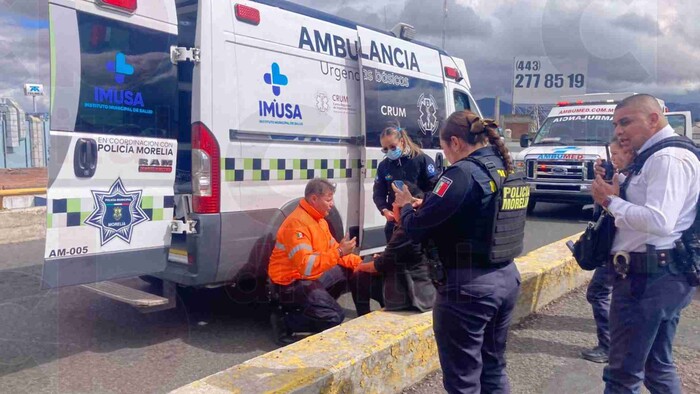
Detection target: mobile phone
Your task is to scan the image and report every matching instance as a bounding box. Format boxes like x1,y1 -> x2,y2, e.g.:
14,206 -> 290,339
393,180 -> 405,190
566,240 -> 575,253
602,143 -> 614,181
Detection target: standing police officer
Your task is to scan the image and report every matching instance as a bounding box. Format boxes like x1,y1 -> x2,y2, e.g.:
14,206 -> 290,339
394,110 -> 526,393
592,94 -> 699,393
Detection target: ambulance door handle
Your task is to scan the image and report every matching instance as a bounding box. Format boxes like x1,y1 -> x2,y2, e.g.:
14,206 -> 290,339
435,152 -> 444,173
74,138 -> 98,178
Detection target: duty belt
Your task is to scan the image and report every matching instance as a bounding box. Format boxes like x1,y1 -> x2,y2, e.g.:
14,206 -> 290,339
610,249 -> 674,278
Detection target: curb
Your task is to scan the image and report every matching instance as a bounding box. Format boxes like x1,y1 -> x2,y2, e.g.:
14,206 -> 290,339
0,207 -> 46,245
172,233 -> 590,394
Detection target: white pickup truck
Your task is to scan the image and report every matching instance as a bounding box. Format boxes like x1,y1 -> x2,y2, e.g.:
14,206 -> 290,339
513,93 -> 694,212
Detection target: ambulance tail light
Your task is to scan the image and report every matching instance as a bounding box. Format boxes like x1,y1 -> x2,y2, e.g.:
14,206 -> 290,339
444,67 -> 462,81
235,4 -> 261,25
192,122 -> 220,214
97,0 -> 137,13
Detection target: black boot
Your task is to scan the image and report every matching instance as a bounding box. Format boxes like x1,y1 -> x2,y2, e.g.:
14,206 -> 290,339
581,346 -> 609,363
270,308 -> 298,346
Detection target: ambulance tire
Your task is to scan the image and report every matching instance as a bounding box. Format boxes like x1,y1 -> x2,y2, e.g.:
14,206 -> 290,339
526,199 -> 536,214
326,207 -> 344,243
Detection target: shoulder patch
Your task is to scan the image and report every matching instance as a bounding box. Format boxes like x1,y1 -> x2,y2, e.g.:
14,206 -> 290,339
433,177 -> 453,197
427,164 -> 436,175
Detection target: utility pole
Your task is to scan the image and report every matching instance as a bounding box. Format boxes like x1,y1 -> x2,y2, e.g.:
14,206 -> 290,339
494,95 -> 500,123
384,6 -> 387,30
0,111 -> 6,168
442,0 -> 448,49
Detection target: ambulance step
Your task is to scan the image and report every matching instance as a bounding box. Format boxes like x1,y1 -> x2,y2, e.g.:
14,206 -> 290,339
81,281 -> 176,311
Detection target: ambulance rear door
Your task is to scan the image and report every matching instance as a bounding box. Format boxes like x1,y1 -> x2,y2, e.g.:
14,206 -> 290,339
44,0 -> 180,288
442,55 -> 481,117
356,26 -> 447,255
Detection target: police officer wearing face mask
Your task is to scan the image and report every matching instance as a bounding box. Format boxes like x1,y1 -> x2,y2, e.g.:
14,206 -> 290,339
394,111 -> 526,393
373,121 -> 438,242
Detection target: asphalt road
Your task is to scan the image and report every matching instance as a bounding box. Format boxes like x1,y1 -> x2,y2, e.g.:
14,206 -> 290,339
0,202 -> 588,393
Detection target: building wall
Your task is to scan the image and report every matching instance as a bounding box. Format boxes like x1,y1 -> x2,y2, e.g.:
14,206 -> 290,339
502,115 -> 536,141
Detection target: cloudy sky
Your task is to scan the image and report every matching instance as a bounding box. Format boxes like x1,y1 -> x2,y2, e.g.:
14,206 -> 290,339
1,0 -> 699,115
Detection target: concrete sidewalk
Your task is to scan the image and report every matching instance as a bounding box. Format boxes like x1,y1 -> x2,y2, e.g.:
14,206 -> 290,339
172,234 -> 592,394
404,286 -> 700,394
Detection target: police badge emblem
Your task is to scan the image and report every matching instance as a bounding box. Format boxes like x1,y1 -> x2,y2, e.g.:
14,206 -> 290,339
113,206 -> 123,221
85,178 -> 149,245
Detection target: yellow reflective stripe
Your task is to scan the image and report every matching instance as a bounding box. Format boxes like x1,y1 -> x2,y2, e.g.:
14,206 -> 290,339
275,242 -> 285,250
288,243 -> 312,259
304,254 -> 318,277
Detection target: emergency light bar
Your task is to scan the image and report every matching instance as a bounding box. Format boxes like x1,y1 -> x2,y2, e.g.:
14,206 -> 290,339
556,101 -> 584,106
235,4 -> 261,25
390,23 -> 416,41
96,0 -> 137,13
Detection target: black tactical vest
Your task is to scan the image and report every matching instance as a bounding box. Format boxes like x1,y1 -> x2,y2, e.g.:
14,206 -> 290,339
467,156 -> 529,264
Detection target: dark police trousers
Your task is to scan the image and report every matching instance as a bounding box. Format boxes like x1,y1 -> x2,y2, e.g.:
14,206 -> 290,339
603,268 -> 695,393
277,265 -> 372,333
586,265 -> 614,351
433,263 -> 521,394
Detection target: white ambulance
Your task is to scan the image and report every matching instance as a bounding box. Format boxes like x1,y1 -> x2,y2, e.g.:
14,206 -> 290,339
44,0 -> 483,309
514,93 -> 693,213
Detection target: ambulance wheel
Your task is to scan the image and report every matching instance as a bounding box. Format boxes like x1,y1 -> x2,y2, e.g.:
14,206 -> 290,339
526,199 -> 536,214
139,275 -> 163,287
326,207 -> 344,243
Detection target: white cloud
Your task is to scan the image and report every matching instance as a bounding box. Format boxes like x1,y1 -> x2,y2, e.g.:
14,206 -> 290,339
0,15 -> 50,112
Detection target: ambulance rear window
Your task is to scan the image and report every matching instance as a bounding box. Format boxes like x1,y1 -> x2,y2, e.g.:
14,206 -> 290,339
74,12 -> 178,139
454,91 -> 471,112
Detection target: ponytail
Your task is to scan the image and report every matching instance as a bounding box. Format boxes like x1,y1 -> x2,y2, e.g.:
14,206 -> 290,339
441,110 -> 514,173
483,120 -> 514,173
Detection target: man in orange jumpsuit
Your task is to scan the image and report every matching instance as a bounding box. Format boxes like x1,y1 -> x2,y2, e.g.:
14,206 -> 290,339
268,178 -> 382,344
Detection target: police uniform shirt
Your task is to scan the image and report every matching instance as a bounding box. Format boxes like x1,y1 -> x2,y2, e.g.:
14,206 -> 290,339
373,153 -> 437,213
400,147 -> 503,268
608,125 -> 700,253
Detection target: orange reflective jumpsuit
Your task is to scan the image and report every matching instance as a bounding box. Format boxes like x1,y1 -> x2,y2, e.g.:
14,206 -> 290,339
268,199 -> 361,286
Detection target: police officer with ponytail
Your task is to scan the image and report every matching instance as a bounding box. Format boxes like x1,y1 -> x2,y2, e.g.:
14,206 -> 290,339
373,121 -> 438,241
394,110 -> 527,393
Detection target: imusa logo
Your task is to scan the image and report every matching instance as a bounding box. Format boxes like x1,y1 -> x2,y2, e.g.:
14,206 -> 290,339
258,62 -> 303,122
92,52 -> 146,109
